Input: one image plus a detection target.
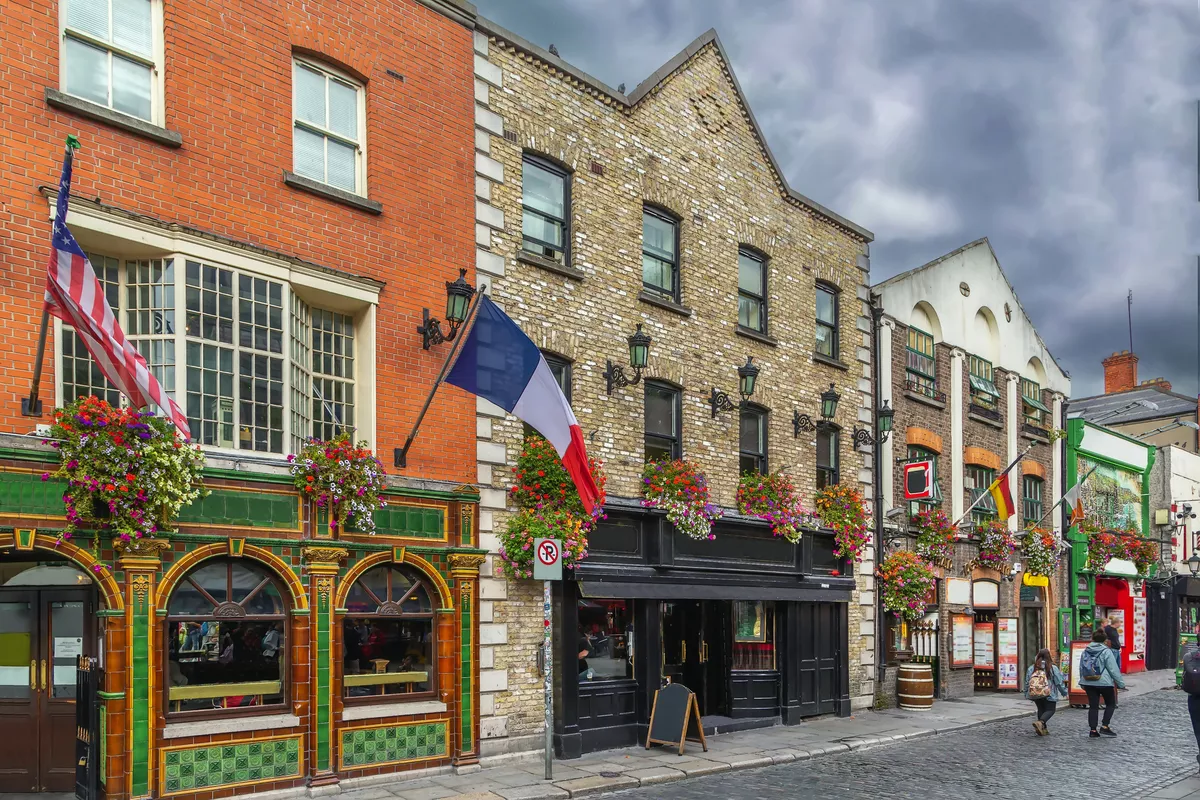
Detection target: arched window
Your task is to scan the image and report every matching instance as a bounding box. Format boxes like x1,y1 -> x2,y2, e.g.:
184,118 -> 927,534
343,565 -> 436,703
164,559 -> 288,716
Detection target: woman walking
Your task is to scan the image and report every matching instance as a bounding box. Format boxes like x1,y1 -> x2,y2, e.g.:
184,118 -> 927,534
1024,647 -> 1068,735
1080,628 -> 1126,737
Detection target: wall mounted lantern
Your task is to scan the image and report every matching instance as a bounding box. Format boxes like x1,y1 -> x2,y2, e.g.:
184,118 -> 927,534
710,356 -> 759,417
416,269 -> 476,350
603,324 -> 653,395
853,400 -> 895,448
794,383 -> 840,436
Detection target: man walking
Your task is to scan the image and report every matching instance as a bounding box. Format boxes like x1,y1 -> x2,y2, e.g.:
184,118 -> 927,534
1079,629 -> 1126,737
1102,617 -> 1122,658
1182,647 -> 1200,768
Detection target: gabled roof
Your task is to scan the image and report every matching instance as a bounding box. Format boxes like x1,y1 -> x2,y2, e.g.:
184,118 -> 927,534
473,19 -> 873,242
1068,385 -> 1198,425
872,237 -> 1070,381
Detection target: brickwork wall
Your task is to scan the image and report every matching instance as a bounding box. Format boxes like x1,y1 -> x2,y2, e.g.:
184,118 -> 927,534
0,0 -> 477,481
469,31 -> 874,749
889,318 -> 952,513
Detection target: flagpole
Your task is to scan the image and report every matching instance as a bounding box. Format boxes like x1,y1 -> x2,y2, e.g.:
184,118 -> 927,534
1033,464 -> 1100,529
394,288 -> 485,469
24,136 -> 81,418
951,441 -> 1038,530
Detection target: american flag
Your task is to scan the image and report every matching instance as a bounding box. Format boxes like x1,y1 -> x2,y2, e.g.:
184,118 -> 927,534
44,144 -> 191,440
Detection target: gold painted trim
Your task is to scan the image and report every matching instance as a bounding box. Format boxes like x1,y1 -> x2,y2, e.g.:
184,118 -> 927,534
336,719 -> 450,772
155,543 -> 308,611
334,551 -> 453,610
168,680 -> 282,700
157,733 -> 305,798
343,671 -> 428,687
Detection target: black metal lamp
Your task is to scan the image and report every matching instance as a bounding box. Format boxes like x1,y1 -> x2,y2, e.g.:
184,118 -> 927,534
417,269 -> 477,349
795,382 -> 841,436
711,356 -> 759,417
604,324 -> 653,395
854,399 -> 895,448
1189,552 -> 1200,578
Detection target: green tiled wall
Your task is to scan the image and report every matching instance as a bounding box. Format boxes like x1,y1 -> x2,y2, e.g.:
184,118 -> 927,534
131,597 -> 150,797
177,488 -> 299,529
0,470 -> 66,516
316,583 -> 331,773
340,722 -> 447,768
460,603 -> 472,754
161,737 -> 301,795
369,503 -> 445,539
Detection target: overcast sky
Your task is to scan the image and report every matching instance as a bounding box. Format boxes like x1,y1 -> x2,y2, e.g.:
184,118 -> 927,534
474,0 -> 1200,399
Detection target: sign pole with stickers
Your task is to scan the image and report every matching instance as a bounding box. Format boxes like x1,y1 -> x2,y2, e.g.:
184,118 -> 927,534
533,537 -> 562,779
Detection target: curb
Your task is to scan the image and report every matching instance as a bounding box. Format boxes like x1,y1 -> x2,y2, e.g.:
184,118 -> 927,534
508,708 -> 1038,798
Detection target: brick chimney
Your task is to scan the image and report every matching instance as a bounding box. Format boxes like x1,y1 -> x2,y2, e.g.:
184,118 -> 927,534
1140,377 -> 1172,392
1102,350 -> 1138,394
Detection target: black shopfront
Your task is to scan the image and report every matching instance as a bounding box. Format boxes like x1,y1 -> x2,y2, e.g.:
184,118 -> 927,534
553,499 -> 854,758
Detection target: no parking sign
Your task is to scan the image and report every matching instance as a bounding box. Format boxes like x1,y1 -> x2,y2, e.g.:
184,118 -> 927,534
533,538 -> 562,581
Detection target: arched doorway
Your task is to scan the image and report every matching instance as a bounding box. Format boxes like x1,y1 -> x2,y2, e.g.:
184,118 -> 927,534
0,554 -> 100,794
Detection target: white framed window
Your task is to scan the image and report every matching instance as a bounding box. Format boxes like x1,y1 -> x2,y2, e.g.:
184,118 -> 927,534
51,206 -> 379,456
60,0 -> 164,123
292,58 -> 366,195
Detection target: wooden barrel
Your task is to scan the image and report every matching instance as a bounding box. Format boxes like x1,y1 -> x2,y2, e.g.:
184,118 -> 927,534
897,662 -> 934,710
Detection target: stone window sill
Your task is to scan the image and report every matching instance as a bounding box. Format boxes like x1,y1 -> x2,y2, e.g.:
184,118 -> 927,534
1023,429 -> 1050,444
905,390 -> 946,410
517,250 -> 585,281
162,712 -> 301,740
283,171 -> 382,215
45,88 -> 182,148
638,290 -> 693,317
341,700 -> 448,722
736,325 -> 777,346
813,352 -> 849,371
967,411 -> 1004,430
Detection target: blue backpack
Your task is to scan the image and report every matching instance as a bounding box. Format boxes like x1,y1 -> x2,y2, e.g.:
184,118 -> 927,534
1079,647 -> 1104,681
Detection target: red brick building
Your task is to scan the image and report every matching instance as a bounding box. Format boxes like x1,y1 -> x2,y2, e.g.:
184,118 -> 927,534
0,1 -> 494,797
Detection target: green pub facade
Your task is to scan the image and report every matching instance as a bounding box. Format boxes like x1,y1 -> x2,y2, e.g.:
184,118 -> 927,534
0,435 -> 486,799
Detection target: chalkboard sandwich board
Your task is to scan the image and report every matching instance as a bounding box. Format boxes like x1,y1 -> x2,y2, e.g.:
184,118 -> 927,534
645,682 -> 707,755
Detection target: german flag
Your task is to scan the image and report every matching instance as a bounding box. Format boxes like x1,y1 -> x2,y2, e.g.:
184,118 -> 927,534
988,472 -> 1017,522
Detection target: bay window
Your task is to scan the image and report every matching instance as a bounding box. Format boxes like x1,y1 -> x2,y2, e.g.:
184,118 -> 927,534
56,249 -> 371,455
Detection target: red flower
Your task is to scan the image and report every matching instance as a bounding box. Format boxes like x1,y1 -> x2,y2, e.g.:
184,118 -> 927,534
125,473 -> 136,482
104,483 -> 116,492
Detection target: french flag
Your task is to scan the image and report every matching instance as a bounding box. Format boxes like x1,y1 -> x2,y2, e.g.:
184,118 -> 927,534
445,295 -> 601,514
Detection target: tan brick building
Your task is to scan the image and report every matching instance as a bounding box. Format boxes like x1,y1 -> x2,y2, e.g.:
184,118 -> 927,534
467,23 -> 877,758
873,238 -> 1071,702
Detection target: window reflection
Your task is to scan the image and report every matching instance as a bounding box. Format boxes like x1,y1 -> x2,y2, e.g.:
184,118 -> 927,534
343,565 -> 437,702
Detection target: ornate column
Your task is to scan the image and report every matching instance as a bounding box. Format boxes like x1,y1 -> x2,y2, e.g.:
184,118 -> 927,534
302,546 -> 348,788
448,553 -> 485,766
114,537 -> 171,800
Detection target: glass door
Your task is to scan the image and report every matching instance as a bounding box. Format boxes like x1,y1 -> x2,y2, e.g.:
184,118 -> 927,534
0,590 -> 37,792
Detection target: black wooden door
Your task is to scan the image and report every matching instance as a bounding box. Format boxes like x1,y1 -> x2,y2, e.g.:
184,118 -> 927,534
796,602 -> 842,717
701,601 -> 731,717
1147,588 -> 1177,671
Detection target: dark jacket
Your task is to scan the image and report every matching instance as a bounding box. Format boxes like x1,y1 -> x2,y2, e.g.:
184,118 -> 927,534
1104,624 -> 1121,650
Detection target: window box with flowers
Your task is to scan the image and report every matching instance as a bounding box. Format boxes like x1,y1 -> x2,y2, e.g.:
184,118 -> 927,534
813,484 -> 870,562
499,435 -> 607,579
642,459 -> 722,541
736,471 -> 808,544
288,432 -> 387,535
45,396 -> 207,570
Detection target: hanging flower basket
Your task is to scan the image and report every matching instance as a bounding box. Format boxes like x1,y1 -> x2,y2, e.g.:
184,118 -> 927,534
498,434 -> 607,579
1125,537 -> 1158,575
877,550 -> 936,623
1022,526 -> 1061,577
912,508 -> 956,567
973,519 -> 1017,571
813,484 -> 870,562
45,396 -> 207,568
736,471 -> 808,543
642,459 -> 723,541
289,432 -> 387,534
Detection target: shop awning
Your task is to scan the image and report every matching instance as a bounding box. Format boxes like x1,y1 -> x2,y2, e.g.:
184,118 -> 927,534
968,374 -> 1000,397
1101,558 -> 1139,577
1023,394 -> 1051,413
578,580 -> 852,603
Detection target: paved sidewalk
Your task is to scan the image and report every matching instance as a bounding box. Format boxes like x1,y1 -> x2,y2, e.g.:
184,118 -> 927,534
342,669 -> 1177,800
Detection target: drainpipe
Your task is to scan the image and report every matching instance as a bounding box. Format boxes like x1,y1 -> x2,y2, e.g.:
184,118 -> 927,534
870,294 -> 885,685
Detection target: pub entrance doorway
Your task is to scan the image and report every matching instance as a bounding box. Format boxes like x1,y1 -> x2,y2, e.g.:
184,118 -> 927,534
0,559 -> 98,794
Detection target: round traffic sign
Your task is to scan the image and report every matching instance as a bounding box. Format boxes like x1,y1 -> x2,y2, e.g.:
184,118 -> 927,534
537,539 -> 559,566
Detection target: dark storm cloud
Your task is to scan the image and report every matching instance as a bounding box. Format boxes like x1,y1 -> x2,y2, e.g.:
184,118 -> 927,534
473,0 -> 1200,397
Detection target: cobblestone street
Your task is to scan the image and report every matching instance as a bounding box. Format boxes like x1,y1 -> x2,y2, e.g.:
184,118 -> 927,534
610,690 -> 1194,800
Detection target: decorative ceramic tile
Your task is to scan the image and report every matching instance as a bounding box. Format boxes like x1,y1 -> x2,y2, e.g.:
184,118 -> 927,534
340,721 -> 448,769
161,736 -> 301,795
176,488 -> 300,530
